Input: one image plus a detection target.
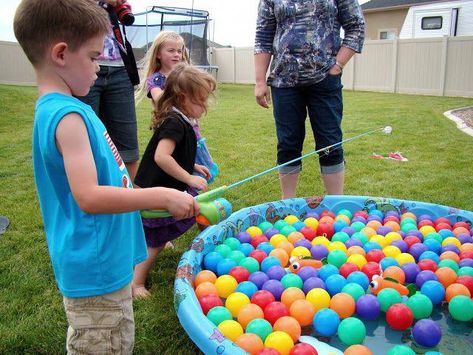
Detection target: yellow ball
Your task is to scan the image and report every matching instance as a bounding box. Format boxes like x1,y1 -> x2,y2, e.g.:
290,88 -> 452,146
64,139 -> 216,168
217,320 -> 243,342
215,275 -> 238,298
383,245 -> 401,259
419,225 -> 436,237
395,252 -> 415,265
284,215 -> 300,225
328,241 -> 348,252
442,237 -> 462,249
370,235 -> 388,248
264,331 -> 294,355
225,292 -> 250,317
312,236 -> 330,247
270,234 -> 288,248
290,246 -> 311,258
347,254 -> 367,269
246,226 -> 263,237
304,217 -> 319,231
335,214 -> 351,225
385,232 -> 402,244
306,288 -> 331,313
360,227 -> 377,239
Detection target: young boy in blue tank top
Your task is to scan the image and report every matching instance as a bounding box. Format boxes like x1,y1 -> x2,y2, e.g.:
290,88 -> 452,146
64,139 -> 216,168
13,0 -> 199,353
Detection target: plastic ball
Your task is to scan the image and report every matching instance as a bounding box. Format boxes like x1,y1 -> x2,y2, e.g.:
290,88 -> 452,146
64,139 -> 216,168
270,234 -> 288,248
304,217 -> 319,231
386,303 -> 413,331
291,246 -> 311,258
380,257 -> 399,270
247,226 -> 263,237
415,270 -> 438,289
226,292 -> 251,317
204,251 -> 224,272
249,271 -> 270,289
264,301 -> 289,325
285,215 -> 300,225
264,331 -> 294,355
237,303 -> 264,329
229,250 -> 246,264
317,222 -> 335,239
346,254 -> 367,269
297,266 -> 319,281
417,258 -> 438,272
280,225 -> 298,237
318,264 -> 340,281
387,345 -> 415,355
280,287 -> 305,309
458,266 -> 473,277
198,294 -> 223,315
325,274 -> 348,296
241,243 -> 256,257
217,319 -> 243,341
344,344 -> 373,355
361,261 -> 382,281
355,294 -> 380,321
261,256 -> 282,273
251,290 -> 276,311
347,271 -> 370,290
258,221 -> 274,233
434,266 -> 458,289
225,237 -> 242,251
267,265 -> 287,281
377,288 -> 402,312
448,295 -> 473,321
330,292 -> 356,319
229,266 -> 251,283
289,299 -> 316,326
246,318 -> 273,342
235,333 -> 264,355
237,231 -> 252,244
406,293 -> 433,319
257,242 -> 275,255
239,257 -> 261,274
300,226 -> 317,241
341,283 -> 365,301
456,275 -> 473,294
337,317 -> 366,346
412,319 -> 442,347
195,281 -> 218,299
250,250 -> 268,264
251,235 -> 270,249
303,277 -> 326,294
207,306 -> 232,326
383,266 -> 405,284
273,316 -> 301,342
395,252 -> 416,265
269,248 -> 290,267
281,273 -> 303,290
420,280 -> 445,305
339,262 -> 360,278
288,231 -> 305,245
194,270 -> 217,287
312,308 -> 340,337
262,279 -> 285,300
214,274 -> 238,298
445,283 -> 471,302
289,342 -> 319,355
257,348 -> 280,355
310,244 -> 329,260
306,288 -> 331,312
401,262 -> 420,283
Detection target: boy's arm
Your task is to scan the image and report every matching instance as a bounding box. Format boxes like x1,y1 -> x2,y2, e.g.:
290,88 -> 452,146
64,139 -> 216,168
55,113 -> 198,217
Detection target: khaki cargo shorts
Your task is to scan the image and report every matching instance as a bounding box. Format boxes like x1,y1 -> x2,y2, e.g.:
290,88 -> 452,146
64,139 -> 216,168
63,284 -> 134,355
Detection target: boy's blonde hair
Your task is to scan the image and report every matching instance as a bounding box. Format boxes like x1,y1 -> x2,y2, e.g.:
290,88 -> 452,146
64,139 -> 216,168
135,31 -> 189,104
14,0 -> 110,67
152,63 -> 216,130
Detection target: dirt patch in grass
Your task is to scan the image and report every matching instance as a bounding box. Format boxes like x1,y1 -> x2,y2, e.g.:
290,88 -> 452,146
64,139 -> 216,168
452,106 -> 473,128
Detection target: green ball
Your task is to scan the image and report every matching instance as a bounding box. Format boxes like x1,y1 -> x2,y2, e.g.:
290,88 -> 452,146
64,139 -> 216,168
437,259 -> 459,272
401,223 -> 418,233
350,221 -> 366,232
341,283 -> 365,301
258,221 -> 273,232
352,232 -> 369,245
238,257 -> 260,274
280,273 -> 303,289
224,237 -> 241,251
337,317 -> 366,345
327,250 -> 347,268
274,219 -> 289,231
448,295 -> 473,321
400,218 -> 416,227
332,232 -> 350,244
377,288 -> 402,312
246,318 -> 273,342
215,244 -> 232,258
206,306 -> 232,326
280,225 -> 297,236
424,232 -> 442,243
337,209 -> 353,219
406,293 -> 433,319
228,250 -> 246,264
457,266 -> 473,277
387,345 -> 416,355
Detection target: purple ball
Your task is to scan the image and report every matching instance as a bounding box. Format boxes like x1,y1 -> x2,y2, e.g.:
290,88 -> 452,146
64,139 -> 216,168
418,214 -> 434,221
262,279 -> 285,300
248,271 -> 269,289
311,244 -> 329,260
294,238 -> 312,250
391,239 -> 408,253
297,266 -> 319,281
303,277 -> 326,294
441,244 -> 460,254
264,228 -> 280,238
410,243 -> 429,261
377,226 -> 392,236
345,238 -> 363,248
385,211 -> 400,218
459,258 -> 473,268
341,227 -> 356,236
352,216 -> 367,224
305,212 -> 320,220
236,231 -> 252,244
397,231 -> 406,239
458,234 -> 473,244
367,215 -> 383,223
415,270 -> 439,289
401,262 -> 421,284
406,230 -> 424,240
266,265 -> 287,281
356,294 -> 381,320
412,319 -> 442,348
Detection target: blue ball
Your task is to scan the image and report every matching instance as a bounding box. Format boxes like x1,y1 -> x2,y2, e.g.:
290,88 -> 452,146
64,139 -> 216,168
347,271 -> 370,290
236,281 -> 258,298
261,256 -> 281,273
419,251 -> 440,264
412,319 -> 442,348
438,229 -> 454,239
356,294 -> 381,320
333,220 -> 349,232
318,264 -> 339,281
325,274 -> 348,296
257,241 -> 274,255
380,257 -> 399,270
421,280 -> 445,305
204,251 -> 223,273
364,241 -> 382,252
240,242 -> 255,256
216,258 -> 237,276
423,239 -> 442,254
314,308 -> 340,336
368,209 -> 384,219
292,221 -> 306,231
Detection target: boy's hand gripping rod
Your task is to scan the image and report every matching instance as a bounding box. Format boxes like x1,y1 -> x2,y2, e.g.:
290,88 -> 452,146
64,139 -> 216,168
141,126 -> 393,224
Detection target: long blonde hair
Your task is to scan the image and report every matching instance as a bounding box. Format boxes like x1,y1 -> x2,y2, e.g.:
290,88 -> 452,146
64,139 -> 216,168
151,63 -> 216,130
135,30 -> 189,104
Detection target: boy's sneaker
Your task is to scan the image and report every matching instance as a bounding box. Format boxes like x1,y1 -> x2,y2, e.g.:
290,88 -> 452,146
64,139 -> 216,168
388,152 -> 408,161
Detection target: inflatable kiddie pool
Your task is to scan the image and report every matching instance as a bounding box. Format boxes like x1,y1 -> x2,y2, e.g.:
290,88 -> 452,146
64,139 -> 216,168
174,195 -> 473,354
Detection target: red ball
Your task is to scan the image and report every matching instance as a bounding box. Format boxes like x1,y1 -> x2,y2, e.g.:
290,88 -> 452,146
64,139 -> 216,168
264,301 -> 289,325
417,259 -> 438,272
362,261 -> 381,281
251,290 -> 276,311
434,217 -> 451,227
316,222 -> 334,239
249,249 -> 268,264
198,294 -> 223,315
339,262 -> 360,278
456,275 -> 473,295
366,249 -> 385,263
453,221 -> 470,230
289,343 -> 319,355
386,303 -> 414,331
300,226 -> 317,241
251,235 -> 269,249
229,266 -> 250,283
353,210 -> 369,219
384,215 -> 400,224
460,251 -> 473,260
257,349 -> 280,355
435,222 -> 452,232
320,210 -> 336,219
418,220 -> 434,228
404,236 -> 422,248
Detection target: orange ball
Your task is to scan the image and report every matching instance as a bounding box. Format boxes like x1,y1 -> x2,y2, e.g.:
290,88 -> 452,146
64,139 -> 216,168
366,220 -> 382,231
270,248 -> 290,267
335,214 -> 351,225
237,303 -> 264,329
360,227 -> 376,239
344,344 -> 373,355
435,267 -> 458,288
445,283 -> 471,302
330,292 -> 355,319
281,287 -> 306,309
460,243 -> 473,253
195,281 -> 218,298
453,226 -> 469,236
401,212 -> 417,221
235,333 -> 264,355
383,266 -> 405,284
194,270 -> 217,287
347,246 -> 366,256
273,316 -> 302,342
287,232 -> 305,245
383,221 -> 400,232
277,240 -> 295,255
319,215 -> 335,224
289,299 -> 316,326
440,251 -> 460,263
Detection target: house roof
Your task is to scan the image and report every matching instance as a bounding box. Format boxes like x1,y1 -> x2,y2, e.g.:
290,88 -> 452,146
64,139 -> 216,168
361,0 -> 450,12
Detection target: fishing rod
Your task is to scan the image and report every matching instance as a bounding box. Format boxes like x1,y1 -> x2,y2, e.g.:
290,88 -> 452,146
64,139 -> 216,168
141,126 -> 393,224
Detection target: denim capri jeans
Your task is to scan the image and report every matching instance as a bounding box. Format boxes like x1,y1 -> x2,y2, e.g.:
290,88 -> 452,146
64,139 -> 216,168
271,73 -> 344,175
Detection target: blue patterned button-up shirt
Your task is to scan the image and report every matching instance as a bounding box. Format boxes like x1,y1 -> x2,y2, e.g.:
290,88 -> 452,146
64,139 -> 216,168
255,0 -> 365,87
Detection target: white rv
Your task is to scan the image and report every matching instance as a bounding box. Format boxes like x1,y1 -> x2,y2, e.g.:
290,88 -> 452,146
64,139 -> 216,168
399,0 -> 473,38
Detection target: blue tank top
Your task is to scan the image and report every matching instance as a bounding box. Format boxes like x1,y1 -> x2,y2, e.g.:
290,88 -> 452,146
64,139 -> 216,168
33,93 -> 147,297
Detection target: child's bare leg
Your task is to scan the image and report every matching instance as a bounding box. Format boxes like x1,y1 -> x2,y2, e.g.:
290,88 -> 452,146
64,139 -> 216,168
132,246 -> 161,298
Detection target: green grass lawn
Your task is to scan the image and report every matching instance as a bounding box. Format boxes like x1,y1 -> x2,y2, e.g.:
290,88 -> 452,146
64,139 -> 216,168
0,83 -> 472,354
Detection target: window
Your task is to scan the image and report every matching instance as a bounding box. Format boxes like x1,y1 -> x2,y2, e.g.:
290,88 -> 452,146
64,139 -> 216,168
422,16 -> 443,30
379,31 -> 396,40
